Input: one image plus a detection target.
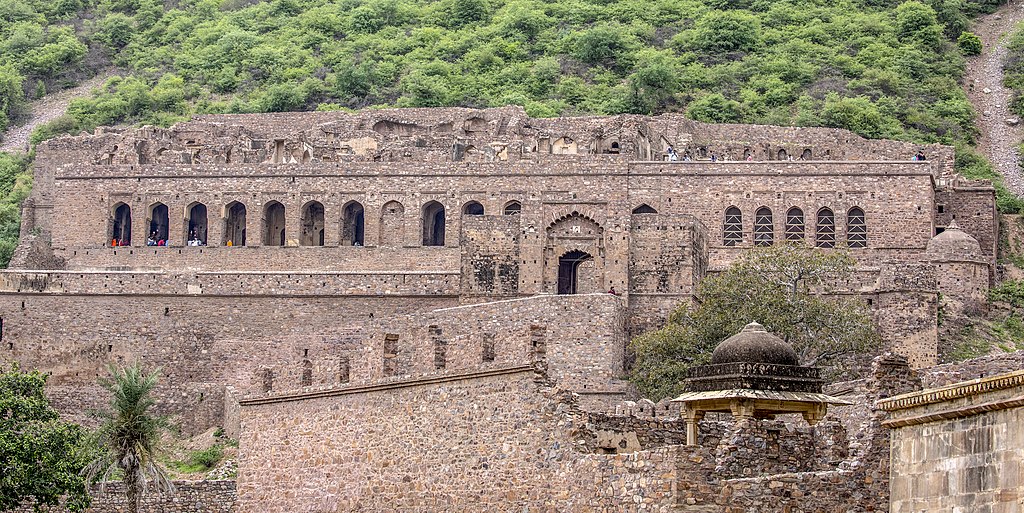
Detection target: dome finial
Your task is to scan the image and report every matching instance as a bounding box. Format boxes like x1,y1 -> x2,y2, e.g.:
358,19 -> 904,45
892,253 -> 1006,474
742,321 -> 766,333
947,218 -> 960,230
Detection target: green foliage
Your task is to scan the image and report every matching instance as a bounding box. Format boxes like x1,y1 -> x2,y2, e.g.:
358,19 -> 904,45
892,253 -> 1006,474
895,1 -> 943,46
957,31 -> 982,55
989,278 -> 1024,307
953,141 -> 1024,214
0,63 -> 25,132
686,93 -> 743,123
1005,22 -> 1024,119
943,324 -> 993,362
0,364 -> 91,512
3,0 -> 993,148
0,152 -> 32,268
85,364 -> 175,513
821,93 -> 901,139
629,245 -> 882,400
689,9 -> 761,55
170,445 -> 224,473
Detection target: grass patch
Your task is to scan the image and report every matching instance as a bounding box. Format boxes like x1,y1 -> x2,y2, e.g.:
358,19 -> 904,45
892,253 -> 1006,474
170,445 -> 224,474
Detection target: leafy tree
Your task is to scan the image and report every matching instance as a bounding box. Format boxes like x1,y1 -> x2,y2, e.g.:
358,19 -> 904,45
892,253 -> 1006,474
0,64 -> 25,132
690,9 -> 762,54
449,0 -> 489,27
0,364 -> 91,512
821,93 -> 901,139
957,31 -> 982,55
895,1 -> 943,46
686,93 -> 744,123
626,58 -> 678,114
629,245 -> 881,400
95,13 -> 136,50
85,364 -> 174,513
572,24 -> 633,66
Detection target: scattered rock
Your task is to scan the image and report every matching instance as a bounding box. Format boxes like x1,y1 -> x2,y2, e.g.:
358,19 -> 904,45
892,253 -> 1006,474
983,87 -> 993,94
1006,118 -> 1020,126
984,111 -> 992,117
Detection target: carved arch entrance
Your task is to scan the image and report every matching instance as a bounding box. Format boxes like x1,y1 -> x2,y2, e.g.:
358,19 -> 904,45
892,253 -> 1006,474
544,212 -> 605,294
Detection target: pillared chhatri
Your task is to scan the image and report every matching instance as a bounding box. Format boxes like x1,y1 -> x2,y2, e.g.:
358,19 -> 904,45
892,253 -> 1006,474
3,106 -> 1017,513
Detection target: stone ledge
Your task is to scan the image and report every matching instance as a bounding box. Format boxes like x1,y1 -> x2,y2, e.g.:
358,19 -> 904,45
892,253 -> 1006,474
881,397 -> 1024,428
877,370 -> 1024,411
239,365 -> 535,406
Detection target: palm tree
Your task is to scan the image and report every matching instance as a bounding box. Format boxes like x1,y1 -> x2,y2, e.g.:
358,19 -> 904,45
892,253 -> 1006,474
85,364 -> 175,513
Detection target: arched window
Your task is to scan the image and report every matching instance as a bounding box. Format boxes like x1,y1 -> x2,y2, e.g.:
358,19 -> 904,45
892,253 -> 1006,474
263,201 -> 286,246
186,203 -> 208,245
785,207 -> 804,242
816,208 -> 835,248
847,207 -> 866,248
463,201 -> 484,215
723,207 -> 743,246
777,148 -> 788,160
801,149 -> 812,160
223,201 -> 246,246
379,201 -> 404,246
503,201 -> 521,215
632,204 -> 657,214
754,207 -> 773,246
112,203 -> 131,245
148,203 -> 169,243
422,201 -> 445,246
342,201 -> 364,246
300,201 -> 325,246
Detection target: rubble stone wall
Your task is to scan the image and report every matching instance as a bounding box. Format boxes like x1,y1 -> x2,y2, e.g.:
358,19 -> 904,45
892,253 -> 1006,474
14,481 -> 236,513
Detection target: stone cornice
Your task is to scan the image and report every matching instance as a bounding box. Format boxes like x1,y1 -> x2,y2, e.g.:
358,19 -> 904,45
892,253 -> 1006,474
881,397 -> 1024,428
876,370 -> 1024,412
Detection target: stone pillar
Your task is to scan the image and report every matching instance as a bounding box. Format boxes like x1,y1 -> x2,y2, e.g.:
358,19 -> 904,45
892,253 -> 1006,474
168,200 -> 185,247
683,407 -> 704,446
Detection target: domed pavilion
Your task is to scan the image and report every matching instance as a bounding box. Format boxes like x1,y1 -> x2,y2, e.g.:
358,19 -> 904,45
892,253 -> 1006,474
671,322 -> 851,445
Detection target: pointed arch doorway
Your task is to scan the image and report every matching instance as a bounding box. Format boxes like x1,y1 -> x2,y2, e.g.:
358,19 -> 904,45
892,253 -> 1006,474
557,250 -> 593,294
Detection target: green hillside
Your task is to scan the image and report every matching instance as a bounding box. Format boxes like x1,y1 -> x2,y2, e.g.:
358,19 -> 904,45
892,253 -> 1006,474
0,0 -> 1006,145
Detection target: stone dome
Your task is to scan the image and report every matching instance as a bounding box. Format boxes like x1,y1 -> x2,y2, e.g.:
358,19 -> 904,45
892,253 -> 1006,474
925,219 -> 983,262
710,322 -> 799,366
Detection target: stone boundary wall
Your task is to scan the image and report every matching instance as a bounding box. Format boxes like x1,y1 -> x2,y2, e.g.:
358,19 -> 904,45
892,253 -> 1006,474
63,246 -> 461,273
14,481 -> 236,513
252,293 -> 630,406
236,355 -> 915,513
0,270 -> 459,296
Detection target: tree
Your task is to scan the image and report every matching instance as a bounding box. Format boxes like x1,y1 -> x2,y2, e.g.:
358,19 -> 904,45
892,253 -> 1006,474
957,31 -> 983,56
691,10 -> 761,54
629,245 -> 881,400
85,364 -> 174,513
0,364 -> 91,512
686,93 -> 744,123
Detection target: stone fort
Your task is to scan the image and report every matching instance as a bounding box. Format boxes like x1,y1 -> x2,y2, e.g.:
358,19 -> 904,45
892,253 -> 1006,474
3,105 -> 1018,512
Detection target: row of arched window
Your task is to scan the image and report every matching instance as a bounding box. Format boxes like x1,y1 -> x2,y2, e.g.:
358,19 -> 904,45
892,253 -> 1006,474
723,206 -> 866,249
109,199 -> 524,248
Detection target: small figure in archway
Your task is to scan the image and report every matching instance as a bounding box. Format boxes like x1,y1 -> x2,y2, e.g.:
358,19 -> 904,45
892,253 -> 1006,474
913,150 -> 927,161
667,146 -> 678,161
608,286 -> 620,296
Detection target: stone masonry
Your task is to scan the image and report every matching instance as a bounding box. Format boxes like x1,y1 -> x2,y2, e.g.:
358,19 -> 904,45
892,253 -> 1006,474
0,106 -> 1009,512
